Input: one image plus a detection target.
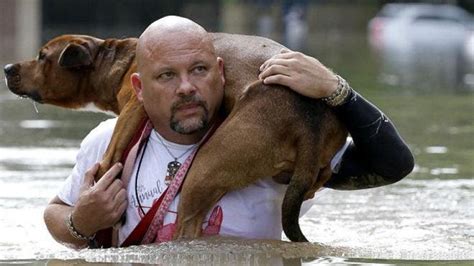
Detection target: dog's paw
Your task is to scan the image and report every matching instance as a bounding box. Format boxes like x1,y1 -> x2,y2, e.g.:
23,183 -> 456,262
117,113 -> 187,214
95,161 -> 111,181
173,216 -> 205,240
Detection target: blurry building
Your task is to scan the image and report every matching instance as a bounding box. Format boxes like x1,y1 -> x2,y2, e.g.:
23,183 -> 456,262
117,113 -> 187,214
40,0 -> 220,42
0,0 -> 220,62
0,0 -> 41,62
1,0 -> 471,65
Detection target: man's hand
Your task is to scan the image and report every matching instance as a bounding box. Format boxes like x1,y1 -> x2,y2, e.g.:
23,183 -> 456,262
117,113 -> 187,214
259,49 -> 339,99
70,163 -> 127,237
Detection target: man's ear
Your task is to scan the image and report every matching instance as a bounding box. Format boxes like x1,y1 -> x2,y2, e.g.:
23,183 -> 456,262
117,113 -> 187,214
58,43 -> 93,68
217,57 -> 225,85
131,73 -> 144,102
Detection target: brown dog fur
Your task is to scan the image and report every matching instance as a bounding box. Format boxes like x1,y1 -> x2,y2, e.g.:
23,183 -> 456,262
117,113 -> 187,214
4,33 -> 347,242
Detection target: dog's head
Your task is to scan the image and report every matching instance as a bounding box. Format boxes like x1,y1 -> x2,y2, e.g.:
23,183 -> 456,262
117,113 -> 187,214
3,34 -> 102,108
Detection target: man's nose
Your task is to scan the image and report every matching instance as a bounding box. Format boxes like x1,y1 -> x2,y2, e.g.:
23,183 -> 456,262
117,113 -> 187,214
176,77 -> 196,95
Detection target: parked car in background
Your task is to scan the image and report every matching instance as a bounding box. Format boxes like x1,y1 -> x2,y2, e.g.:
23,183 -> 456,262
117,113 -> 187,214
368,3 -> 474,91
463,28 -> 474,88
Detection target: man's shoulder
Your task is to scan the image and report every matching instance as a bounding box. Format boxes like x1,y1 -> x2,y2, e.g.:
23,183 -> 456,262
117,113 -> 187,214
80,118 -> 118,148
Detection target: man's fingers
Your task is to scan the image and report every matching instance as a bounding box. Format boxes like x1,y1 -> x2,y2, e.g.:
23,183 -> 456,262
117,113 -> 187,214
114,187 -> 127,202
262,74 -> 293,88
95,163 -> 123,190
111,189 -> 128,221
259,64 -> 291,81
108,179 -> 125,196
82,163 -> 99,190
114,198 -> 128,220
260,58 -> 291,72
272,50 -> 299,60
260,52 -> 298,71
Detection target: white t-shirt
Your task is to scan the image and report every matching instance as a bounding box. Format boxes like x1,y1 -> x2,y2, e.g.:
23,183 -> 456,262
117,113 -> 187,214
58,118 -> 347,245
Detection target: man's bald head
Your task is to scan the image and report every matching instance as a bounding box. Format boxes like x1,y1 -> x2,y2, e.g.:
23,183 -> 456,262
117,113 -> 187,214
130,16 -> 225,143
136,16 -> 215,71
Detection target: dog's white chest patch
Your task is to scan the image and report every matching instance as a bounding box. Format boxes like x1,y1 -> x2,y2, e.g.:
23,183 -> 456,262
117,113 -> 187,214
78,103 -> 117,117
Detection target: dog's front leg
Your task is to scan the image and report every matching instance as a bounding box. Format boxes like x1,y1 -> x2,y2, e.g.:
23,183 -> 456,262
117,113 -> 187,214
173,115 -> 279,239
173,147 -> 228,238
97,99 -> 146,180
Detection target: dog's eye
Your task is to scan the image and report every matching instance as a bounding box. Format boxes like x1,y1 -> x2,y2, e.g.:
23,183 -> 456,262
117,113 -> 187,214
38,51 -> 46,60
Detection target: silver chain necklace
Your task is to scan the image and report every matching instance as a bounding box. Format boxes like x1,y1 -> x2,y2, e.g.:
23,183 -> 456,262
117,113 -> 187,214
156,131 -> 197,185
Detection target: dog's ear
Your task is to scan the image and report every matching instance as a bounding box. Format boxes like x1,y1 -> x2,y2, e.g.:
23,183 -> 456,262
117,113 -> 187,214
58,43 -> 93,68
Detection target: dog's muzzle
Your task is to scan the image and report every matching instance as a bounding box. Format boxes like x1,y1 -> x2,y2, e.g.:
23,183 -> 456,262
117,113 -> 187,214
3,63 -> 22,91
4,63 -> 20,89
3,64 -> 42,103
4,64 -> 18,76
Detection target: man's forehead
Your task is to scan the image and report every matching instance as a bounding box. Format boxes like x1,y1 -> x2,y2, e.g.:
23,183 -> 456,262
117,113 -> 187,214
151,33 -> 207,50
150,49 -> 214,70
144,34 -> 214,58
136,26 -> 215,71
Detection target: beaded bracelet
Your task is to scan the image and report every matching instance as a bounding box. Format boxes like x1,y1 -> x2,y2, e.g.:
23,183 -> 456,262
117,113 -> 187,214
322,75 -> 352,107
65,212 -> 96,242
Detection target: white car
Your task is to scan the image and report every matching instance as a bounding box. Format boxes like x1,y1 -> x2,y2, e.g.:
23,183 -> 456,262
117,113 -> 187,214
368,3 -> 474,90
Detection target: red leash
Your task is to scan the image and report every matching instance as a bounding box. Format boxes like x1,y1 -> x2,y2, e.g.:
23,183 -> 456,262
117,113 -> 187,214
92,117 -> 222,248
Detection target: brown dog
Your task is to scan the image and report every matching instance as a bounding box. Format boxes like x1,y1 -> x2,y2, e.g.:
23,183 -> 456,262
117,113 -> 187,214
4,33 -> 347,242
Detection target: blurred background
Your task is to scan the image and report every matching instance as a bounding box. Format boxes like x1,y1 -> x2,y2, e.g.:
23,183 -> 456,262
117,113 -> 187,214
2,0 -> 474,92
0,0 -> 473,262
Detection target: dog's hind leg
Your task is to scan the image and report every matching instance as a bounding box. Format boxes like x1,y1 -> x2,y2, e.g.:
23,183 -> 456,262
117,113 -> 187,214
97,99 -> 146,180
304,166 -> 332,200
281,135 -> 322,242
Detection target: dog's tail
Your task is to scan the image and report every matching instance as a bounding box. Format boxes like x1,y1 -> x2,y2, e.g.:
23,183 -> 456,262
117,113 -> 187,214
281,140 -> 320,242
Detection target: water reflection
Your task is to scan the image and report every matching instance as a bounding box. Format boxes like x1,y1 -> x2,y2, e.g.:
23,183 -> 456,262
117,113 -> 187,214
374,44 -> 473,92
1,83 -> 473,263
368,3 -> 474,92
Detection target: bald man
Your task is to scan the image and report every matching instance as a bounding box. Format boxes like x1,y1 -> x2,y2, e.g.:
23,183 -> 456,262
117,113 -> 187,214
44,16 -> 413,249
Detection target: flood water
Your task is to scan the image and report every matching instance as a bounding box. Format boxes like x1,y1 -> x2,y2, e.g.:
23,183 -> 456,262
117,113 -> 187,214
0,34 -> 473,265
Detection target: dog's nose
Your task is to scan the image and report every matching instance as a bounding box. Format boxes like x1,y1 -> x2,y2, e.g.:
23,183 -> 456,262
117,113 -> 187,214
4,64 -> 17,76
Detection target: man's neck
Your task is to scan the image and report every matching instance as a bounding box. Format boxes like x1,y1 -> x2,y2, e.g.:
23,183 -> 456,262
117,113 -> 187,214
153,125 -> 208,145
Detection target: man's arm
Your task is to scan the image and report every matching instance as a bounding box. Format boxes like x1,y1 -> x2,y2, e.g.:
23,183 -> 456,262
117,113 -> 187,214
323,89 -> 414,189
44,163 -> 127,249
259,50 -> 414,190
44,196 -> 88,248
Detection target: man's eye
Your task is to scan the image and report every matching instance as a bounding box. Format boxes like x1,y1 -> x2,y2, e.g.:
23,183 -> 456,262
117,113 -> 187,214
158,72 -> 174,80
193,66 -> 207,74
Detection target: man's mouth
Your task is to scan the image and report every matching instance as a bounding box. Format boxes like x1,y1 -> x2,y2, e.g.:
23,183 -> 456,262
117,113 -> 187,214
175,102 -> 203,115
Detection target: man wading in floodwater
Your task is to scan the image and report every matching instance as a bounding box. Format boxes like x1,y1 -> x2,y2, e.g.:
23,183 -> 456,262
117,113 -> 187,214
44,16 -> 414,248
